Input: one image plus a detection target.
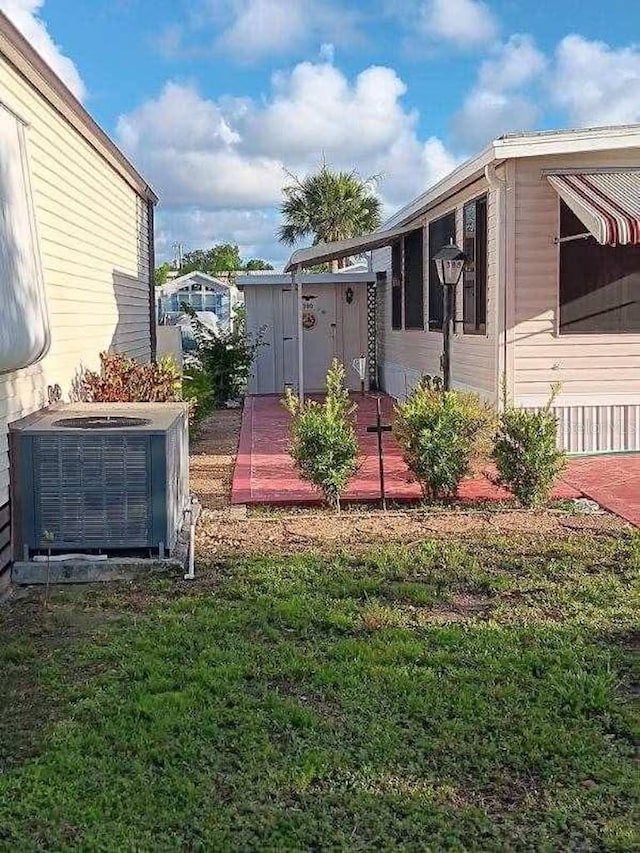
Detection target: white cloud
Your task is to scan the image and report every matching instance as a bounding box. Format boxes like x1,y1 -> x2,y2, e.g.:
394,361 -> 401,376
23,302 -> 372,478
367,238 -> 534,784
418,0 -> 498,48
552,35 -> 640,127
117,82 -> 285,207
477,33 -> 546,91
118,60 -> 457,262
156,208 -> 284,266
214,0 -> 359,62
244,63 -> 411,162
452,35 -> 546,148
0,0 -> 86,100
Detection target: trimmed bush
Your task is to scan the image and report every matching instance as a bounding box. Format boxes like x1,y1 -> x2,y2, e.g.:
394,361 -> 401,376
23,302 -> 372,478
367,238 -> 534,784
493,397 -> 566,508
393,375 -> 495,501
283,360 -> 359,511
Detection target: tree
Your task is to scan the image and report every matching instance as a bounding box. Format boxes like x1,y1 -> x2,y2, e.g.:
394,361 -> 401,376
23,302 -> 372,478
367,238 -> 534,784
278,164 -> 382,269
181,244 -> 242,275
169,245 -> 274,275
244,258 -> 274,271
154,262 -> 173,286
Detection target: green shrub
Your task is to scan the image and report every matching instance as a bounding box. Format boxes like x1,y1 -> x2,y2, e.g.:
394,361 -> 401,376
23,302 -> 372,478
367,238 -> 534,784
185,305 -> 264,408
393,375 -> 495,500
181,367 -> 215,426
493,395 -> 566,508
283,360 -> 359,511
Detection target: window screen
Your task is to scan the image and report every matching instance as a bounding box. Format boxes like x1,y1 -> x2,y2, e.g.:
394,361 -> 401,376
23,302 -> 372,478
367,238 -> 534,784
403,229 -> 424,329
559,201 -> 640,333
462,196 -> 487,334
391,240 -> 402,329
428,212 -> 457,331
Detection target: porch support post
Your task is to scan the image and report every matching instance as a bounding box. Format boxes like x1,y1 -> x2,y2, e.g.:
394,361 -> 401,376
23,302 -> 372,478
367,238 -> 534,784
442,286 -> 452,391
294,264 -> 304,404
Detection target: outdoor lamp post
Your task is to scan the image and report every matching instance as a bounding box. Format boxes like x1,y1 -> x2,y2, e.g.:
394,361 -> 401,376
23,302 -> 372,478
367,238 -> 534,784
433,240 -> 466,391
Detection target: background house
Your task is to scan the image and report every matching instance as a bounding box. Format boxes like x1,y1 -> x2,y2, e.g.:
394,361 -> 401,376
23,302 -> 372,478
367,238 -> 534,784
0,11 -> 156,580
285,125 -> 640,454
156,271 -> 240,354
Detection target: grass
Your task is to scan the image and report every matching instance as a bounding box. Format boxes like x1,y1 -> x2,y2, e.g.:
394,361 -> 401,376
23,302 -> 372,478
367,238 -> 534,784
1,533 -> 639,851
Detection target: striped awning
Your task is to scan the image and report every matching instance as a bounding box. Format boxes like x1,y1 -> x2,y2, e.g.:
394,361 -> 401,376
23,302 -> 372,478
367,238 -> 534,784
547,170 -> 640,246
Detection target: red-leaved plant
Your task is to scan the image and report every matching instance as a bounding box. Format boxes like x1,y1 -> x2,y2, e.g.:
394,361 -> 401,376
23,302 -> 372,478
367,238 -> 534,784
82,352 -> 182,403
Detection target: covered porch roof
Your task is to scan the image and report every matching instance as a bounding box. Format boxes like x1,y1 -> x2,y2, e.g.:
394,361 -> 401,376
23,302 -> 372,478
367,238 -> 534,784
283,225 -> 410,272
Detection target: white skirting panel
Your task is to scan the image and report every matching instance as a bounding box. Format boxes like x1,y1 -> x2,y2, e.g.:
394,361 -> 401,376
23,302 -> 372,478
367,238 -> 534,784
530,405 -> 640,454
380,362 -> 424,400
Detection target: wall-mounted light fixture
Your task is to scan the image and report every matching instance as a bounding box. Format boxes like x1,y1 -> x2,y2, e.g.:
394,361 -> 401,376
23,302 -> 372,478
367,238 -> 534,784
345,286 -> 354,305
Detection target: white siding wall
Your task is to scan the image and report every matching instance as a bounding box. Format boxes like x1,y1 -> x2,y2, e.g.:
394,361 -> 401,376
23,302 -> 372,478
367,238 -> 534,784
0,55 -> 152,508
512,150 -> 640,405
372,177 -> 498,401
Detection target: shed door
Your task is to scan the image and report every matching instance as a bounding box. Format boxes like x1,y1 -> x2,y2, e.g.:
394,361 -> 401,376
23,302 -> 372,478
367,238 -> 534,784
302,286 -> 337,392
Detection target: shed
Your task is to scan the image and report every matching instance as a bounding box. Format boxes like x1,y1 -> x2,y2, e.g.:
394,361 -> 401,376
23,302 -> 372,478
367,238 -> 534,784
237,272 -> 378,395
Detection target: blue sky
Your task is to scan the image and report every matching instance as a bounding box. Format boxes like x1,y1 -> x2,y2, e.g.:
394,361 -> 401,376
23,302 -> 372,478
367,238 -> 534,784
3,0 -> 640,267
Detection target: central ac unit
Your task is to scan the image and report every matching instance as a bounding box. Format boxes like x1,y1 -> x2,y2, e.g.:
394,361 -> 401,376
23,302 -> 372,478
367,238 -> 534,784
10,403 -> 189,558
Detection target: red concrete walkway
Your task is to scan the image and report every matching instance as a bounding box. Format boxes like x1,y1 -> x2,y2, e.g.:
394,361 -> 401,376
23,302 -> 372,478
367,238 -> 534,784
562,455 -> 640,527
232,394 -> 594,509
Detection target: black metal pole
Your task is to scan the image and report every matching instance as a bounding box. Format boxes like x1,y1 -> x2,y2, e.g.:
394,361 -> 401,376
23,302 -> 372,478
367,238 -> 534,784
442,285 -> 451,391
376,397 -> 387,511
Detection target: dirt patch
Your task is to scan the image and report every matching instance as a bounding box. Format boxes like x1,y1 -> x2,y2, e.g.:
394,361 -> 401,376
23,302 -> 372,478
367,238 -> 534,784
428,594 -> 494,624
195,507 -> 630,560
190,409 -> 242,510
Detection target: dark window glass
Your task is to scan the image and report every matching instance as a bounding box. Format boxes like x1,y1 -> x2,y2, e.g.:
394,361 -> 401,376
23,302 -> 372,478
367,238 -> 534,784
559,201 -> 640,333
391,240 -> 402,329
403,229 -> 424,329
462,196 -> 487,334
428,212 -> 456,331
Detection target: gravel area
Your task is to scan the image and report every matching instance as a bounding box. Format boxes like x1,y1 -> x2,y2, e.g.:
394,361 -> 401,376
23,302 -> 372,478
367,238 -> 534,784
189,409 -> 242,511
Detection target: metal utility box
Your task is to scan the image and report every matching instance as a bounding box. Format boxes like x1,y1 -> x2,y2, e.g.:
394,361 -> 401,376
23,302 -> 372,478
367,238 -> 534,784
10,403 -> 189,558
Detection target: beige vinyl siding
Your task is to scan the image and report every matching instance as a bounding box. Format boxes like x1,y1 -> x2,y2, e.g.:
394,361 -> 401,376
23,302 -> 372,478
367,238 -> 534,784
512,150 -> 640,405
0,53 -> 152,510
373,176 -> 498,401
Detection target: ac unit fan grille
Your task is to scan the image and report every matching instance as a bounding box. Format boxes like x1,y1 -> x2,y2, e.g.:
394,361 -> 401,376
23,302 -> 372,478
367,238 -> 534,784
33,434 -> 150,548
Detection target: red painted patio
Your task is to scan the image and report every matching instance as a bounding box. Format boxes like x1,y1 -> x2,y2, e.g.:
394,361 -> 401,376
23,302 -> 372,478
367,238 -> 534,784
229,395 -> 640,518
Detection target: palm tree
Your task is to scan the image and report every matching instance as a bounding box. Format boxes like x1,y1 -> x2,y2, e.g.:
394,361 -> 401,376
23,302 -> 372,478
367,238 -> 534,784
278,164 -> 382,269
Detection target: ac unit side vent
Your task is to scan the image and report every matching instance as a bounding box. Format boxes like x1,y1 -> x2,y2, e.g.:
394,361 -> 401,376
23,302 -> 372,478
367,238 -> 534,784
33,435 -> 151,547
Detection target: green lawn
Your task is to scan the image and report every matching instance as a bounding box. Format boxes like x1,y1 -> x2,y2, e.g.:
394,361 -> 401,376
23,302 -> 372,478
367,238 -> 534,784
1,533 -> 639,851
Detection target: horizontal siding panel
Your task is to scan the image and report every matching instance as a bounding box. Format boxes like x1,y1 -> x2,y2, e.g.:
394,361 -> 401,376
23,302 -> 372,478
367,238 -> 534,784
0,52 -> 152,518
513,154 -> 640,403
